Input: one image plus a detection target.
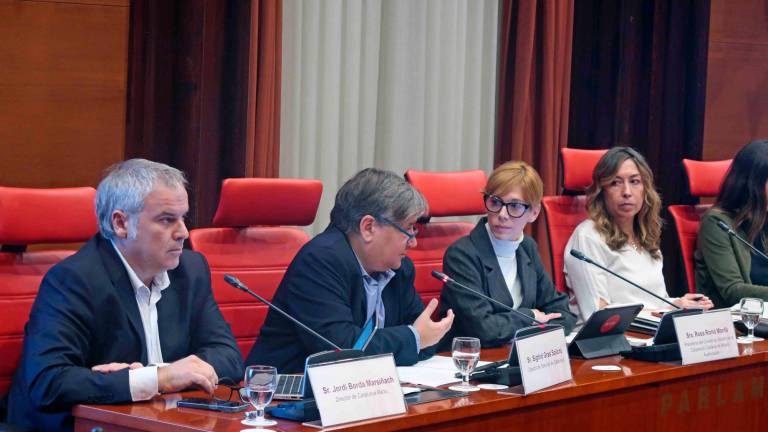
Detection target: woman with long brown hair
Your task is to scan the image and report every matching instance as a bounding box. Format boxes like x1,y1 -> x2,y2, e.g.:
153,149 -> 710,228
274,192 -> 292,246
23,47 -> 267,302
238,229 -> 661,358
696,139 -> 768,307
564,147 -> 712,322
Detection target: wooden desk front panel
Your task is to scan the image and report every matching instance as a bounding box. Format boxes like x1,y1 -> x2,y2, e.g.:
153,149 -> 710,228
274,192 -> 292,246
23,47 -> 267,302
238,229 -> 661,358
410,363 -> 766,431
74,343 -> 768,431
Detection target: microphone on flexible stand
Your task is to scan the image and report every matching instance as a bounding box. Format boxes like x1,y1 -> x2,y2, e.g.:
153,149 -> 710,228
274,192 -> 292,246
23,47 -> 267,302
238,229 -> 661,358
224,274 -> 342,351
432,270 -> 552,382
226,275 -> 368,421
431,270 -> 546,326
568,249 -> 681,310
716,220 -> 768,262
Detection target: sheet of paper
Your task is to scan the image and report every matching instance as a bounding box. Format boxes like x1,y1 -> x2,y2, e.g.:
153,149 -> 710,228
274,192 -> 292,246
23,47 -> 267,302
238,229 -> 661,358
413,355 -> 490,370
396,355 -> 490,387
635,309 -> 662,323
626,335 -> 652,346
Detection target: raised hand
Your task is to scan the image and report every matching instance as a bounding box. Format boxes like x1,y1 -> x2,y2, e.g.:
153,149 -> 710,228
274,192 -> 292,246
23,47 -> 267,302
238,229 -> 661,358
413,299 -> 455,349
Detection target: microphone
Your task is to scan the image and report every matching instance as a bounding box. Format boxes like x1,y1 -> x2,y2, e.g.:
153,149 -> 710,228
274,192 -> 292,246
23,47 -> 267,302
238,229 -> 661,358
569,249 -> 681,310
715,220 -> 768,262
431,270 -> 545,326
224,274 -> 342,351
433,270 -> 547,381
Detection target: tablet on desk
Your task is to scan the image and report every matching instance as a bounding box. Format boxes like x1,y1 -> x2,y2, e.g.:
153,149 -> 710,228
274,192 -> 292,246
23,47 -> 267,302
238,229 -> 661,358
653,308 -> 702,345
568,303 -> 643,359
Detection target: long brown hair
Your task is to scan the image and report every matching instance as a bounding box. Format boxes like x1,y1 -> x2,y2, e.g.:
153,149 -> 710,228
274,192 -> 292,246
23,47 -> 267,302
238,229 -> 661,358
585,147 -> 663,259
715,139 -> 768,243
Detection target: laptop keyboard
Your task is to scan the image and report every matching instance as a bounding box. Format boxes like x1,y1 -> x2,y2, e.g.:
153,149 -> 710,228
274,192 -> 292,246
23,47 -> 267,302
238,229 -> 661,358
274,374 -> 304,400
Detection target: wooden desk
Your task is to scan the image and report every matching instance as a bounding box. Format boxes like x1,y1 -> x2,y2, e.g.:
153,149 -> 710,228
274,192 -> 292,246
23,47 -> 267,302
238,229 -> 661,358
74,341 -> 768,431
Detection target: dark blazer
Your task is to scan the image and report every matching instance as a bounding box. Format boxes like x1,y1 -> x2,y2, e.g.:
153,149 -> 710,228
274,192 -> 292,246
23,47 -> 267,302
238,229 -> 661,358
7,234 -> 242,431
439,219 -> 576,348
246,225 -> 431,374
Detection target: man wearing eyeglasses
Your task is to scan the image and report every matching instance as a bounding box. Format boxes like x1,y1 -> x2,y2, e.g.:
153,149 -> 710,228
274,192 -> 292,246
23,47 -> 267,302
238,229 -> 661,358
247,168 -> 454,373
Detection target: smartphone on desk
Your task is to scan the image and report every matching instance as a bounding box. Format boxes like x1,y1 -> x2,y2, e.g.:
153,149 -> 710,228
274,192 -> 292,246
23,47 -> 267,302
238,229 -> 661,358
177,397 -> 249,413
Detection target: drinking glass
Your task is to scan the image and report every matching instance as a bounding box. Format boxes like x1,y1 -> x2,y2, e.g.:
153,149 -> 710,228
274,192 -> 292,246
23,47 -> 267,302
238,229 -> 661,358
737,297 -> 764,344
449,337 -> 481,392
241,365 -> 278,428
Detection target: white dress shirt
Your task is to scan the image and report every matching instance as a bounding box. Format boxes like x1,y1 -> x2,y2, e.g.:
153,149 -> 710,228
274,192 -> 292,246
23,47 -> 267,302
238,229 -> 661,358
563,219 -> 675,323
110,241 -> 170,401
485,223 -> 525,309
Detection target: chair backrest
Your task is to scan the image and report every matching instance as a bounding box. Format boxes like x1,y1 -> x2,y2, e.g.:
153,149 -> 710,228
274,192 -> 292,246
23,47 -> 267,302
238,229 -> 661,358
404,169 -> 487,305
0,186 -> 97,396
668,158 -> 732,293
682,159 -> 732,198
189,178 -> 322,358
541,148 -> 607,292
667,204 -> 712,293
561,148 -> 608,193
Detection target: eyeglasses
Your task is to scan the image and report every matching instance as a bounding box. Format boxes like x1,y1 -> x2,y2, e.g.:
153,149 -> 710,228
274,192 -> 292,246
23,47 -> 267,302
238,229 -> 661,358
377,216 -> 418,243
215,377 -> 245,403
483,193 -> 531,218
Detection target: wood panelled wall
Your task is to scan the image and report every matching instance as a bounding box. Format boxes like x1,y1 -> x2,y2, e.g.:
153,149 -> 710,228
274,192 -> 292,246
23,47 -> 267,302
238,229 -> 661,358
0,0 -> 129,188
702,0 -> 768,160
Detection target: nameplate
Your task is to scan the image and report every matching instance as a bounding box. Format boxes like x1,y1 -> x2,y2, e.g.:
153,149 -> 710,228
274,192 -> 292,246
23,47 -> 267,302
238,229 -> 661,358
515,326 -> 572,395
673,309 -> 739,365
306,353 -> 406,427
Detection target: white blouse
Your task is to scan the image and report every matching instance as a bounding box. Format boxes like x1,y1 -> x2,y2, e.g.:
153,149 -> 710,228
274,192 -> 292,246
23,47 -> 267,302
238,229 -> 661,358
563,219 -> 673,323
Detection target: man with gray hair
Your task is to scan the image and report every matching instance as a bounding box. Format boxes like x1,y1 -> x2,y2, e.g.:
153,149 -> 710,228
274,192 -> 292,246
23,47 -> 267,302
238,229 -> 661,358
247,168 -> 454,373
7,159 -> 242,431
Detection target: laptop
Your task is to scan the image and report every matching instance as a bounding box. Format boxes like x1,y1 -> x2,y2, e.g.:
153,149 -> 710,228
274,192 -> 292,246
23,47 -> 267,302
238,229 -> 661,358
273,315 -> 378,400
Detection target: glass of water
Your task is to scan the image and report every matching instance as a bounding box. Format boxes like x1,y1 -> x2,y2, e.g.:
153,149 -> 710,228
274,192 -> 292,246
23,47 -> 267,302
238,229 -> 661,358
449,337 -> 481,392
242,365 -> 278,428
738,297 -> 764,344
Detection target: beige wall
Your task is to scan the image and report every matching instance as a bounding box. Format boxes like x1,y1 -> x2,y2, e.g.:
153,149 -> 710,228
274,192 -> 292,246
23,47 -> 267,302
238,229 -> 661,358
0,0 -> 129,188
703,0 -> 768,160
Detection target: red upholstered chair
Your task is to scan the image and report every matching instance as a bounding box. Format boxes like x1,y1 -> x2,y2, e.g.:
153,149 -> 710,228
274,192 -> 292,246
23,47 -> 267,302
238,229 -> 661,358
541,148 -> 608,293
0,186 -> 97,396
189,178 -> 322,358
404,169 -> 488,305
668,159 -> 732,293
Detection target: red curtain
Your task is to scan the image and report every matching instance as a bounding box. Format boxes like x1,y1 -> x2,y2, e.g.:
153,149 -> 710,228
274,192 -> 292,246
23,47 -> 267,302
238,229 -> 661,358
125,0 -> 283,227
246,0 -> 283,178
567,0 -> 711,295
495,0 -> 574,271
